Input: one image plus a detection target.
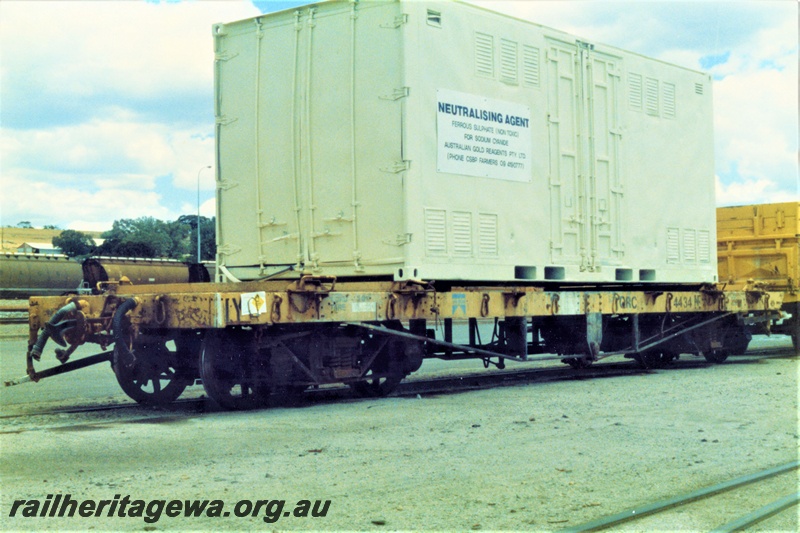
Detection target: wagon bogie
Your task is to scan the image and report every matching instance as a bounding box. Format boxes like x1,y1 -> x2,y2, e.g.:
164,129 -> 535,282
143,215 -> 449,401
192,320 -> 426,408
200,328 -> 272,410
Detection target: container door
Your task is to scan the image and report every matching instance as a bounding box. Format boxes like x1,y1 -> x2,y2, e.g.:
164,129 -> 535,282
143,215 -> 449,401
585,51 -> 624,265
299,3 -> 405,272
547,40 -> 624,270
215,15 -> 306,275
546,42 -> 586,266
215,3 -> 405,279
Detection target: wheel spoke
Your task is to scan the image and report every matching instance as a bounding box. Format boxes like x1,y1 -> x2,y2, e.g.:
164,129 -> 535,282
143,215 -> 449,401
112,325 -> 194,405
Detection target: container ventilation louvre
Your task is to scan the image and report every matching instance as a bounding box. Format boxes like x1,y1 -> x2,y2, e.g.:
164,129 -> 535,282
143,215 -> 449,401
523,45 -> 540,87
425,209 -> 447,255
475,32 -> 494,77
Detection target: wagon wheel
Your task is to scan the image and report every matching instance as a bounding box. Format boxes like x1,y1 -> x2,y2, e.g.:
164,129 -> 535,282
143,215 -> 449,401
723,325 -> 752,355
563,339 -> 600,370
660,351 -> 679,365
563,356 -> 593,369
632,350 -> 676,369
702,349 -> 729,364
350,334 -> 407,398
112,326 -> 194,406
200,329 -> 271,410
351,373 -> 404,397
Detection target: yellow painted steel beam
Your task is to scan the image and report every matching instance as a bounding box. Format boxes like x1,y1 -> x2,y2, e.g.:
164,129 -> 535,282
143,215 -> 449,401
28,285 -> 785,337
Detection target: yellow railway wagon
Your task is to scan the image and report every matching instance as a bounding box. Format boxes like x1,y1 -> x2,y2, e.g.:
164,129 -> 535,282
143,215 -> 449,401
717,202 -> 799,348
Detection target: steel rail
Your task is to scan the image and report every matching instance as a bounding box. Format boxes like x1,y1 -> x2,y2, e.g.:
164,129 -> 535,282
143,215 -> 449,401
561,460 -> 800,532
711,492 -> 800,532
0,397 -> 205,419
0,304 -> 28,312
2,350 -> 791,424
0,362 -> 643,421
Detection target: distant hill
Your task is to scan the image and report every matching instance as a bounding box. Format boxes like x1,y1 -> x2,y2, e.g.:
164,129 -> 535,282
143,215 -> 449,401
0,227 -> 104,253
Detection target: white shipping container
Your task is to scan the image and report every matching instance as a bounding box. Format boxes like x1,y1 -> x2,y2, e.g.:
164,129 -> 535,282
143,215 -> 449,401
214,0 -> 717,284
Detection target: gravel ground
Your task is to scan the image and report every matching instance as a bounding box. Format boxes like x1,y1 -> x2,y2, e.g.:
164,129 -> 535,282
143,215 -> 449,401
0,325 -> 797,531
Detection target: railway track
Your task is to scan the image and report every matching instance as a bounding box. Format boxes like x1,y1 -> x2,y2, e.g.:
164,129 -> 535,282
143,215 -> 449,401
0,363 -> 646,425
2,348 -> 792,426
562,461 -> 799,532
0,316 -> 27,325
0,304 -> 28,312
0,304 -> 29,324
0,397 -> 205,421
0,310 -> 27,325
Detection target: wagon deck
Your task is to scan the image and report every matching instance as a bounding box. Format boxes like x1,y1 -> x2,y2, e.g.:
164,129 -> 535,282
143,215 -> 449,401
18,278 -> 784,409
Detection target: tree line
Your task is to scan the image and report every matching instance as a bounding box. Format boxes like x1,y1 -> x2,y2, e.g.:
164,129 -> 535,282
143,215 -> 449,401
52,216 -> 216,262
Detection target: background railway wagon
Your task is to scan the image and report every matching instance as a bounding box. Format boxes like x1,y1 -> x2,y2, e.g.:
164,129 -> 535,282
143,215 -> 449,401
0,254 -> 212,299
717,201 -> 799,349
82,257 -> 211,293
0,253 -> 83,299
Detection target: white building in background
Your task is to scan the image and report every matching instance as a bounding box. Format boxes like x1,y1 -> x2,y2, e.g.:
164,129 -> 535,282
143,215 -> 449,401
17,242 -> 62,254
17,237 -> 103,255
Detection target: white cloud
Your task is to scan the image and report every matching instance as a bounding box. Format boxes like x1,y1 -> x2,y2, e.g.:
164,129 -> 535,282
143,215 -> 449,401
4,119 -> 163,182
182,197 -> 218,219
1,172 -> 176,232
0,1 -> 251,229
170,133 -> 216,191
710,8 -> 798,200
201,197 -> 217,219
1,120 -> 216,191
715,175 -> 798,206
0,1 -> 259,103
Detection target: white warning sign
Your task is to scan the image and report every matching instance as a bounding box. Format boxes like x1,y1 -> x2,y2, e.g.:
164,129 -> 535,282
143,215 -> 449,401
241,291 -> 267,317
437,89 -> 532,182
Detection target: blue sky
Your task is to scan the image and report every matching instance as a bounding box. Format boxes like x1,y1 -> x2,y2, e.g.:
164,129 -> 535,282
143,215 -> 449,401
1,0 -> 797,231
